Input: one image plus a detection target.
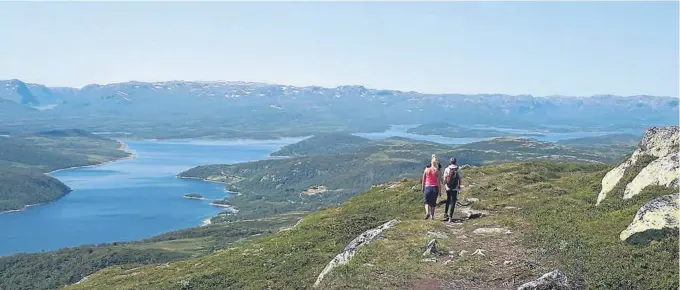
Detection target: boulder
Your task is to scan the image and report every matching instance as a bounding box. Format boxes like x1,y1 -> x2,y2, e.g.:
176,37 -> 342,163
620,194 -> 679,244
471,249 -> 486,256
597,126 -> 679,205
460,207 -> 488,219
426,231 -> 448,239
473,227 -> 512,235
517,270 -> 569,290
313,219 -> 400,288
422,239 -> 437,256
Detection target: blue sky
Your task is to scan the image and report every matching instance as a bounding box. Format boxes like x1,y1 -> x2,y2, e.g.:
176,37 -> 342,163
0,1 -> 677,97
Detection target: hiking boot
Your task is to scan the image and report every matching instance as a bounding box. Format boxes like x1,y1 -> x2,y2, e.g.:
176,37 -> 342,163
424,214 -> 430,220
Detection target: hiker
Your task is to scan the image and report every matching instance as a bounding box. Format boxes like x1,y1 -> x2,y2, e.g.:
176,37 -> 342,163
422,154 -> 442,220
443,157 -> 462,222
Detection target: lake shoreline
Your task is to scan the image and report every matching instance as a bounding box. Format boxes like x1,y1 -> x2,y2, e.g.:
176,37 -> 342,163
47,141 -> 137,175
0,141 -> 136,215
0,203 -> 45,215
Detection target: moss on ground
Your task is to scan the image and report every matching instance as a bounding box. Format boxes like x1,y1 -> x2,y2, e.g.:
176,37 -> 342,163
66,162 -> 679,290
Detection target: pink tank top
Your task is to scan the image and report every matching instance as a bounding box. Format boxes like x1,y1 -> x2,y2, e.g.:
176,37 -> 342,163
424,169 -> 438,187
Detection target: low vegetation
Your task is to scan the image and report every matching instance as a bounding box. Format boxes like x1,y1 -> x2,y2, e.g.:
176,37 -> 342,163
67,162 -> 678,290
0,170 -> 71,212
0,129 -> 129,211
180,136 -> 632,223
0,213 -> 303,290
270,133 -> 371,157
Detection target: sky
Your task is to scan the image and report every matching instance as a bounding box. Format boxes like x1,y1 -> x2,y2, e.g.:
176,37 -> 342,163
0,1 -> 677,97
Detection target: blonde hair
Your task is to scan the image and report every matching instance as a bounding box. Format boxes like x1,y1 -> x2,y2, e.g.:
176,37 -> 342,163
428,154 -> 438,174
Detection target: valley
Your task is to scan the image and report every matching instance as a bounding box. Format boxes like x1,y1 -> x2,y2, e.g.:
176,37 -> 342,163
0,125 -> 658,290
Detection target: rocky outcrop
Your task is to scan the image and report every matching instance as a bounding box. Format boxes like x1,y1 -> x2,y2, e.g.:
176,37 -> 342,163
597,126 -> 679,205
620,194 -> 679,244
422,239 -> 437,256
623,154 -> 679,199
517,270 -> 569,290
313,219 -> 400,288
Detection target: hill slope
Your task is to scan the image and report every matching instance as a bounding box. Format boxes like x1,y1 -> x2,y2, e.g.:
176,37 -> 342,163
270,133 -> 371,157
178,135 -> 631,223
66,161 -> 679,290
0,129 -> 130,211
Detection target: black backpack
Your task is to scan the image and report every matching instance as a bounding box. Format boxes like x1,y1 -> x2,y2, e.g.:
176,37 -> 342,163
446,166 -> 459,189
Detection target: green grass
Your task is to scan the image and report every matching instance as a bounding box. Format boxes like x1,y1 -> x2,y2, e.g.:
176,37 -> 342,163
67,162 -> 679,290
0,130 -> 129,211
0,213 -> 303,290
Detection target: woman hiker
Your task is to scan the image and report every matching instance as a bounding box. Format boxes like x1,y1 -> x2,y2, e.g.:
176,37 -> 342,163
422,154 -> 442,220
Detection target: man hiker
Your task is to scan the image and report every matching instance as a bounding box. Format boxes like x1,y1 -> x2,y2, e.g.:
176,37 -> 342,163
443,157 -> 462,222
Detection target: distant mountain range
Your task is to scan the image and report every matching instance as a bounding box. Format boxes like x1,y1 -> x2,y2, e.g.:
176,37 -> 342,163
1,79 -> 677,138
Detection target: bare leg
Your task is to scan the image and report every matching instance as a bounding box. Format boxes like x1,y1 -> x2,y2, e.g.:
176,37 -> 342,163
424,204 -> 430,219
429,205 -> 436,220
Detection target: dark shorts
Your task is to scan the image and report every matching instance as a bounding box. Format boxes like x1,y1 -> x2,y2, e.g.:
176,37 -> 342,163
424,186 -> 439,207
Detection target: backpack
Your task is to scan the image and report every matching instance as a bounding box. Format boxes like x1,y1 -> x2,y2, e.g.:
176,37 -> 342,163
446,166 -> 459,189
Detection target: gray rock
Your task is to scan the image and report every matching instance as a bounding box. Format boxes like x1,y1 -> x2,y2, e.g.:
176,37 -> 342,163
421,258 -> 437,263
620,193 -> 679,244
388,182 -> 402,189
517,270 -> 569,290
473,227 -> 511,235
597,126 -> 679,205
458,250 -> 469,257
460,207 -> 488,219
471,249 -> 486,256
422,239 -> 437,256
427,231 -> 449,239
313,219 -> 400,288
466,197 -> 480,202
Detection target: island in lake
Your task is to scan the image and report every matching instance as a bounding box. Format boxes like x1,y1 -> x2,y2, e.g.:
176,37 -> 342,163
183,193 -> 205,200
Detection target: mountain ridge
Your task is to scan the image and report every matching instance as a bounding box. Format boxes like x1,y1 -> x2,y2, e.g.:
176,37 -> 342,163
4,78 -> 679,99
1,78 -> 677,140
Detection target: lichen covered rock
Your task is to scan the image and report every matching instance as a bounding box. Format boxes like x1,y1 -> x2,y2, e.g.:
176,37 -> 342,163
517,269 -> 569,290
313,219 -> 400,288
597,126 -> 679,205
620,194 -> 679,244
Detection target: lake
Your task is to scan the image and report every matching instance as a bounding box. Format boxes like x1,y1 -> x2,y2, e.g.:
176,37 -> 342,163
0,138 -> 302,256
0,126 -> 638,256
355,124 -> 642,144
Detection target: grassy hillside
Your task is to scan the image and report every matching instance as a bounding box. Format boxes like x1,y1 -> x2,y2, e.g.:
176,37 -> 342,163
270,133 -> 371,157
0,213 -> 304,290
67,162 -> 678,290
179,136 -> 631,223
0,170 -> 71,212
0,129 -> 129,211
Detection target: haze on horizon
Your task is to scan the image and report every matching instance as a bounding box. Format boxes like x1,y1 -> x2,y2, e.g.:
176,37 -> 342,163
0,1 -> 678,97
